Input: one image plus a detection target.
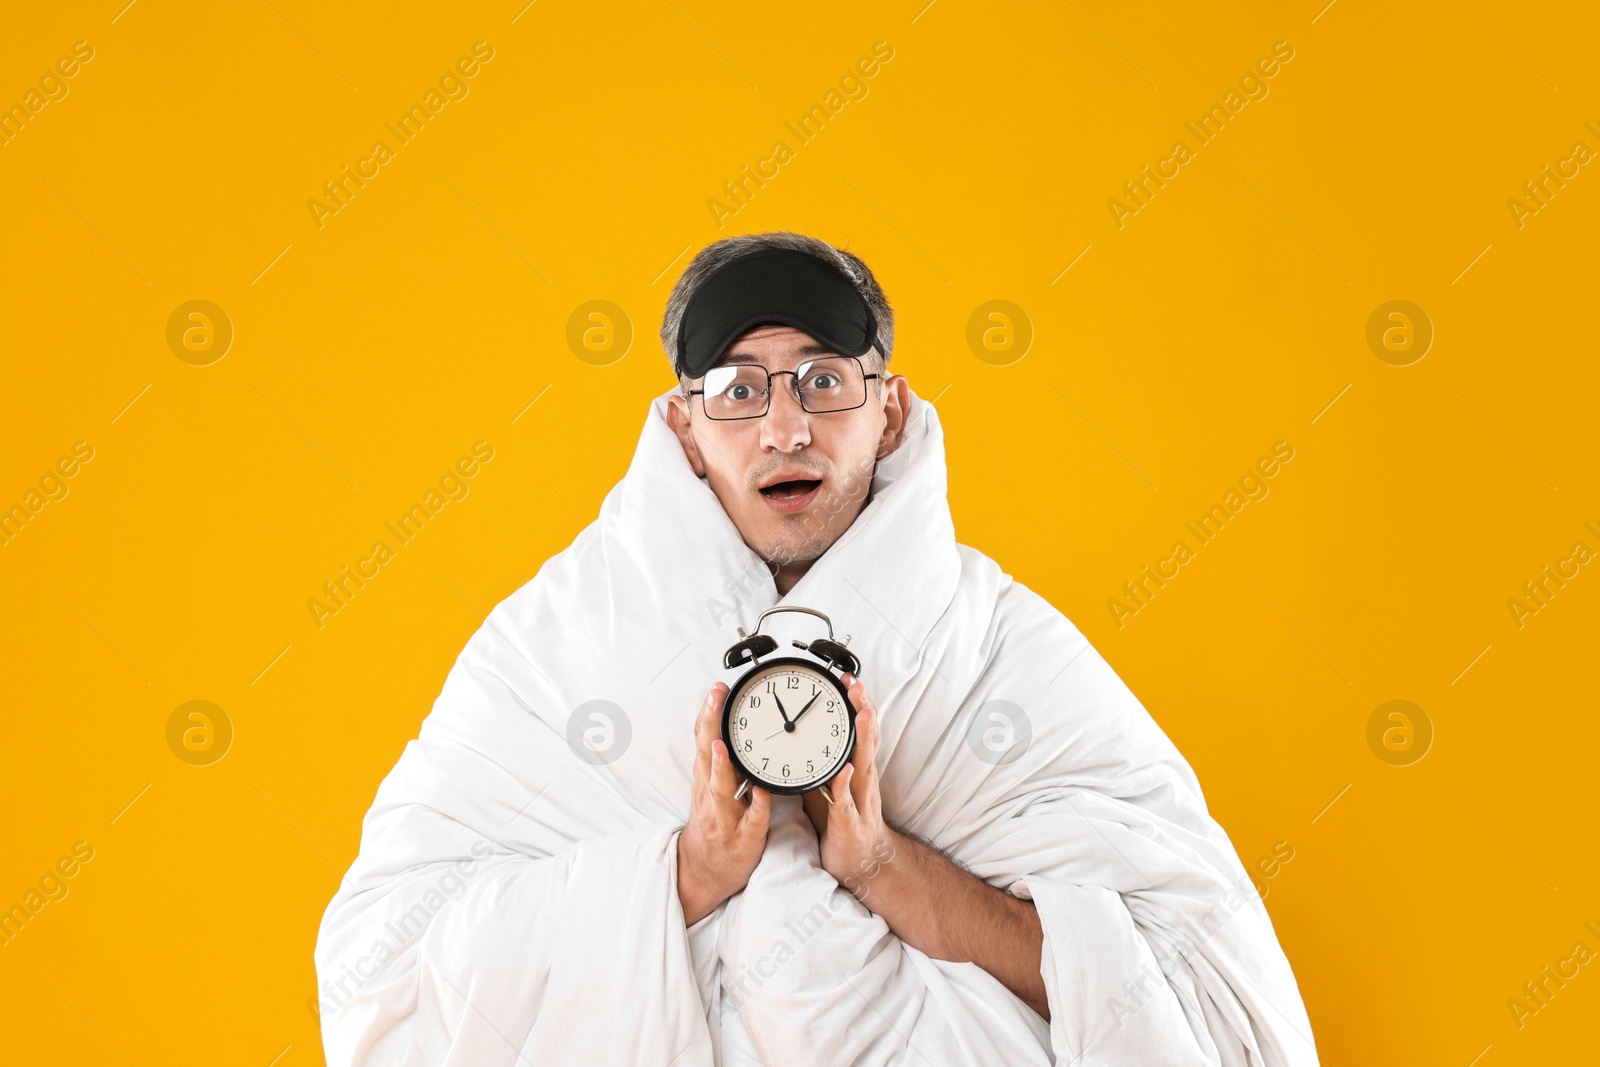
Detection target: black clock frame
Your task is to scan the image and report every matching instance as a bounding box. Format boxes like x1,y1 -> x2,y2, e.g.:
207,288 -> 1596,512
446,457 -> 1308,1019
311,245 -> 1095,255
721,657 -> 856,796
718,606 -> 861,797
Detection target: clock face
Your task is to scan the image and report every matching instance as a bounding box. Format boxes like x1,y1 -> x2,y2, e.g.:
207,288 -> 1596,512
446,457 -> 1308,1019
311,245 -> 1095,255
722,659 -> 854,794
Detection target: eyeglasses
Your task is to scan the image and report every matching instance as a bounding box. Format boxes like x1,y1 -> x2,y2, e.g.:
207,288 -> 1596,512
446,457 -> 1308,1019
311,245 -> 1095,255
686,355 -> 881,421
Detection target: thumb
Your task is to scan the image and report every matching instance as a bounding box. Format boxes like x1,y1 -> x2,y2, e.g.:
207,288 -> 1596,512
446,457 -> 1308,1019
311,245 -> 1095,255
746,785 -> 772,830
831,763 -> 858,814
801,787 -> 827,828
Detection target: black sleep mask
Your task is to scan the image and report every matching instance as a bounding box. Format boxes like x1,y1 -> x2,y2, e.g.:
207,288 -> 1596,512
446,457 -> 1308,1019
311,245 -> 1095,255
675,247 -> 885,379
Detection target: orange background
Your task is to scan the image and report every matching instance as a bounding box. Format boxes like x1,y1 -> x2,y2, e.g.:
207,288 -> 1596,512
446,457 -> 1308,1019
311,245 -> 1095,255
2,1 -> 1597,1063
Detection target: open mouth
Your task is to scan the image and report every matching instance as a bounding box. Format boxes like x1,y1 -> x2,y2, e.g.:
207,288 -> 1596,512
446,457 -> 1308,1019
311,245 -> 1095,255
758,479 -> 822,513
760,479 -> 821,499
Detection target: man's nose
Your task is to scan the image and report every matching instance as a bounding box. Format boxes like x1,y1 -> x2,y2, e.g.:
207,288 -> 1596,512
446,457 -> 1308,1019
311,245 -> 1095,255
759,377 -> 812,452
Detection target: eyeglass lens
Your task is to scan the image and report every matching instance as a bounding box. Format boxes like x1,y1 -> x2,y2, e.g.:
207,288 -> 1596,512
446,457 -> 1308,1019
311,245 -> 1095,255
701,357 -> 866,420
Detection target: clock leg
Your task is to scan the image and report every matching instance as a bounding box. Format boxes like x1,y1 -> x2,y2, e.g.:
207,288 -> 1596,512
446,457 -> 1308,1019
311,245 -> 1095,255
733,779 -> 751,801
819,783 -> 835,805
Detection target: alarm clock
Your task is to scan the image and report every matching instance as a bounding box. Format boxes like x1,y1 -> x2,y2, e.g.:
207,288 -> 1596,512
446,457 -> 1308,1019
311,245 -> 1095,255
720,606 -> 860,800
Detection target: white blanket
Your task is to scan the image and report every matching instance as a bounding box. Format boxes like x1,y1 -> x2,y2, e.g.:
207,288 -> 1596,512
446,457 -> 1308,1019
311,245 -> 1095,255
314,388 -> 1320,1066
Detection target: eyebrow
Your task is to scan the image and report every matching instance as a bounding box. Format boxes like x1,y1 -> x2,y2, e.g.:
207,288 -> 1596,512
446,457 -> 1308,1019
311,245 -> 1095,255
716,342 -> 836,367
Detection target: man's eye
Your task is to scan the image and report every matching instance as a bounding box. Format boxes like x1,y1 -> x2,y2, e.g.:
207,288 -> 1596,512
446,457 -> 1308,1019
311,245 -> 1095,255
807,374 -> 837,389
728,384 -> 753,401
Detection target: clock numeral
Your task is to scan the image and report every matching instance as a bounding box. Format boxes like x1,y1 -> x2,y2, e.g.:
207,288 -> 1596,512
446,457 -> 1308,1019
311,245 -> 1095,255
830,724 -> 839,736
760,757 -> 769,769
782,764 -> 790,777
823,745 -> 830,758
787,676 -> 799,689
749,695 -> 761,708
744,739 -> 752,751
765,680 -> 776,693
738,716 -> 747,728
806,760 -> 813,773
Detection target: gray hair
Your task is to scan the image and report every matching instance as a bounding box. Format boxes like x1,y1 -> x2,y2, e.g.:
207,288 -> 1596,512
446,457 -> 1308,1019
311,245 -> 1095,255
659,231 -> 895,380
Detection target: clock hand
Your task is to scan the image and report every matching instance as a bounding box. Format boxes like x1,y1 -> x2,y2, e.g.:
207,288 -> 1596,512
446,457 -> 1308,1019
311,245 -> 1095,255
789,691 -> 823,726
772,693 -> 791,724
763,695 -> 808,740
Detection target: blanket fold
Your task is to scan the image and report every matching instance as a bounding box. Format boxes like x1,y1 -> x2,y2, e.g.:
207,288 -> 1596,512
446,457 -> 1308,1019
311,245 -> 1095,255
315,388 -> 1319,1066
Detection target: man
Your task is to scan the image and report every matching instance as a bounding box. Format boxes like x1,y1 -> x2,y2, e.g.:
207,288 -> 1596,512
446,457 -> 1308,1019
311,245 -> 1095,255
315,232 -> 1319,1065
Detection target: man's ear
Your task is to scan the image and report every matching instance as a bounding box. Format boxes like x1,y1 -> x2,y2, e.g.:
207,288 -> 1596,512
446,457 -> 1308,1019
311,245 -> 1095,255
875,374 -> 912,459
667,392 -> 708,477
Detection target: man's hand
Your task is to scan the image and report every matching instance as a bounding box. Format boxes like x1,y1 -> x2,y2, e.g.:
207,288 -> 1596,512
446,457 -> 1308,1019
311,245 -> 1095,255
802,674 -> 1052,1020
801,673 -> 896,896
677,683 -> 772,926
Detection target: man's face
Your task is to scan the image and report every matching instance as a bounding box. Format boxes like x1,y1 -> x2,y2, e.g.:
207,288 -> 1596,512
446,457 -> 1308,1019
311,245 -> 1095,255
667,325 -> 910,584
